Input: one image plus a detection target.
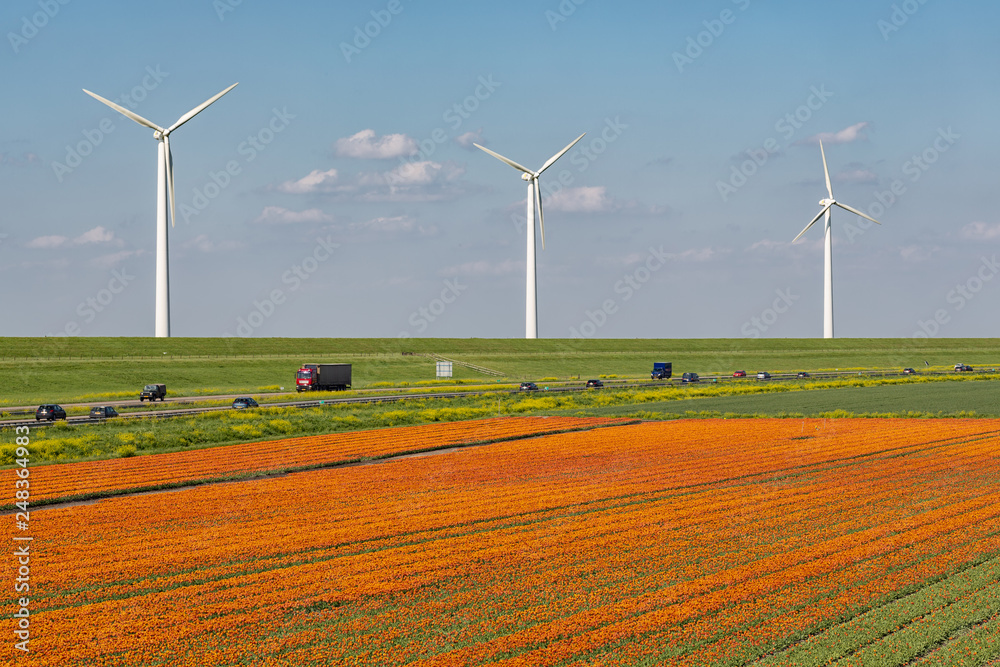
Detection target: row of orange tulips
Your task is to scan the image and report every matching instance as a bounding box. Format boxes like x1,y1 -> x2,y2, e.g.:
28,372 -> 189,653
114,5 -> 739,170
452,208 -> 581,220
6,415 -> 629,503
11,418 -> 1000,665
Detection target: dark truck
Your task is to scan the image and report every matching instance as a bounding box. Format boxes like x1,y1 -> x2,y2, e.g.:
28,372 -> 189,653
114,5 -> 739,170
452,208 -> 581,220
650,362 -> 672,380
296,364 -> 352,392
139,384 -> 166,401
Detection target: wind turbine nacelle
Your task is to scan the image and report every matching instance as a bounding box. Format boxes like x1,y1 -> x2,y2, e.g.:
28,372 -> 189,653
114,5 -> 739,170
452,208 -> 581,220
820,198 -> 835,206
521,172 -> 532,181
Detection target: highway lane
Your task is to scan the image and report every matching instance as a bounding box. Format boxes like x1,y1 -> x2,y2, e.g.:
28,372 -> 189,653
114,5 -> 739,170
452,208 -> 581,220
2,367 -> 990,430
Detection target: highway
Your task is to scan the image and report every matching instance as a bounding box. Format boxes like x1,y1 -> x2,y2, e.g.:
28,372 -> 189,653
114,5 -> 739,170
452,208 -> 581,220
2,366 -> 990,430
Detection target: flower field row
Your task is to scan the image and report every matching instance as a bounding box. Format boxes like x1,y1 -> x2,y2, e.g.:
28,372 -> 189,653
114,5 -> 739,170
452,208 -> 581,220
3,416 -> 629,504
11,418 -> 1000,665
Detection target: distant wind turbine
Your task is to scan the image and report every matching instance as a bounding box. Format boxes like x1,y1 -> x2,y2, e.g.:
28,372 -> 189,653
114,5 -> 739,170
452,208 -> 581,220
83,83 -> 239,338
474,134 -> 585,339
792,141 -> 881,339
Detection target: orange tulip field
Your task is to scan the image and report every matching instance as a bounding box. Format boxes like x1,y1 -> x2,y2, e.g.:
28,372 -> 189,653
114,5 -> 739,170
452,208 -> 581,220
7,417 -> 1000,665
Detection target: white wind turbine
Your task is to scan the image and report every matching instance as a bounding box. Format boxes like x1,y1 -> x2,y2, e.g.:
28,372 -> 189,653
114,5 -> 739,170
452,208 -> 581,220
792,140 -> 881,339
474,134 -> 585,339
83,83 -> 239,338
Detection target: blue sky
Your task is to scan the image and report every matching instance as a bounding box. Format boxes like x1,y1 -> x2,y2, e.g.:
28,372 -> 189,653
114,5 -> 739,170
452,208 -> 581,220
3,0 -> 999,340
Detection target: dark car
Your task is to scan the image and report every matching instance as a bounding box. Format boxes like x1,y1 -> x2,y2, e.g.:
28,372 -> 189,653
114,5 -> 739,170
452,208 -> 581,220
757,371 -> 771,380
519,382 -> 539,391
797,372 -> 810,378
586,379 -> 604,388
681,372 -> 700,383
732,370 -> 747,378
35,405 -> 67,421
903,368 -> 917,375
955,364 -> 973,372
140,383 -> 166,402
89,406 -> 119,420
232,397 -> 259,409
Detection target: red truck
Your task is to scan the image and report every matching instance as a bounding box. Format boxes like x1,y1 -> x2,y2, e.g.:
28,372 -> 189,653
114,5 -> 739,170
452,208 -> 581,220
295,364 -> 352,392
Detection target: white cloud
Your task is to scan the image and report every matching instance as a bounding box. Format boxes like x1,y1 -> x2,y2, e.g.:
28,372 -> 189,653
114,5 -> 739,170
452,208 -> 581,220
960,221 -> 1000,241
276,169 -> 341,195
351,215 -> 437,236
276,162 -> 468,202
334,129 -> 418,160
803,122 -> 870,146
357,161 -> 467,202
26,235 -> 69,249
181,234 -> 245,253
74,226 -> 118,245
900,245 -> 937,262
255,206 -> 335,225
667,247 -> 728,262
25,226 -> 120,249
455,128 -> 485,150
544,186 -> 616,213
90,249 -> 145,269
440,259 -> 523,277
835,169 -> 879,184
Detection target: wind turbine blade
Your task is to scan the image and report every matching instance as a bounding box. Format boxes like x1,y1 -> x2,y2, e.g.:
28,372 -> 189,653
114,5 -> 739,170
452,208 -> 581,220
793,205 -> 832,243
164,136 -> 176,228
83,89 -> 163,133
537,133 -> 586,175
820,140 -> 833,199
473,143 -> 533,175
834,202 -> 881,225
166,83 -> 239,134
535,179 -> 545,250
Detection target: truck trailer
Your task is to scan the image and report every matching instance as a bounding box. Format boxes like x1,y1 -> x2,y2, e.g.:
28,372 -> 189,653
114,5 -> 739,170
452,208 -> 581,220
296,364 -> 352,392
650,362 -> 672,380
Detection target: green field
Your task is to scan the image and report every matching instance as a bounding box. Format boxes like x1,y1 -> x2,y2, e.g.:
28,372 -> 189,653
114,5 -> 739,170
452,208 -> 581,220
3,337 -> 1000,405
584,379 -> 1000,419
6,337 -> 1000,467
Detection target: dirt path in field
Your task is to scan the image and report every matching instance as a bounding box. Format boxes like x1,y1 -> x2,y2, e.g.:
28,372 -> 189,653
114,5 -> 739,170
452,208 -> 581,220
8,446 -> 470,514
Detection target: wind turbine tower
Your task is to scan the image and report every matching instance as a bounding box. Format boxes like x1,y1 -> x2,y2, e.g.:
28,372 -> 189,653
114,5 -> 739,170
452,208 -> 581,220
474,134 -> 585,339
83,83 -> 238,337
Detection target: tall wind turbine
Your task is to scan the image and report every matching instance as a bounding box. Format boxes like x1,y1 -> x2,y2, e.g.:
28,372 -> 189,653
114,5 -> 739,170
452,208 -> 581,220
474,134 -> 585,339
83,83 -> 238,338
792,140 -> 881,339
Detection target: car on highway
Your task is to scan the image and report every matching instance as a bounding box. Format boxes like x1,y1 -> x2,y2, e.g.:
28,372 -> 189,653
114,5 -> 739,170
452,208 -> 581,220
585,379 -> 604,388
519,382 -> 539,391
732,370 -> 747,378
681,372 -> 700,383
903,368 -> 917,375
232,397 -> 259,409
35,405 -> 67,421
955,364 -> 973,372
797,372 -> 810,378
89,406 -> 119,420
756,372 -> 771,380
